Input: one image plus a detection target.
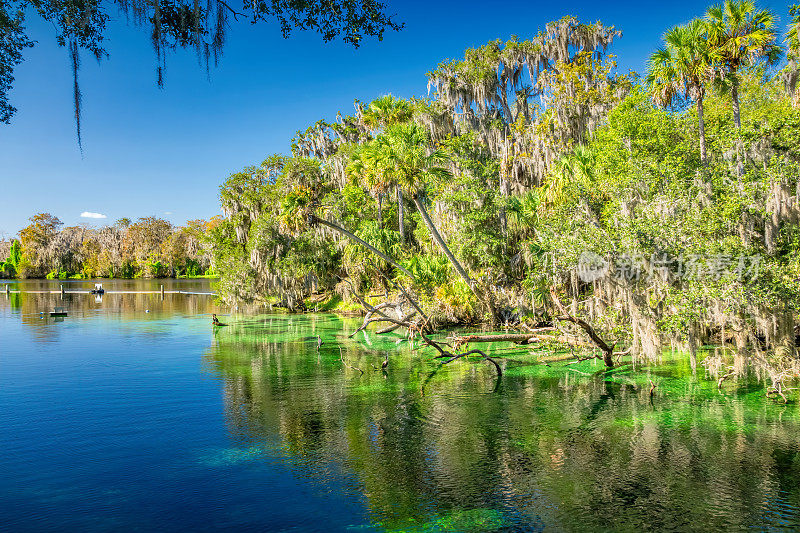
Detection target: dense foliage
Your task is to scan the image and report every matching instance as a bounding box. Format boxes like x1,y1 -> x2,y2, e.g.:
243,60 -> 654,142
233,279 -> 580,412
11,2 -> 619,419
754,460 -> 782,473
208,3 -> 800,384
0,213 -> 216,279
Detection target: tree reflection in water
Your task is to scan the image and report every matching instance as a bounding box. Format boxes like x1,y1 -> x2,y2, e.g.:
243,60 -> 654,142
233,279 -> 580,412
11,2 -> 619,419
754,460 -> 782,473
206,314 -> 800,532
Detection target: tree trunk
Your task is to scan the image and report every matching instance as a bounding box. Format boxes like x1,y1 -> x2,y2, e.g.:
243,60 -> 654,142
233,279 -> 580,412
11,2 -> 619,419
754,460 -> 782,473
697,96 -> 707,166
377,193 -> 383,227
312,216 -> 412,277
731,75 -> 741,129
411,193 -> 477,294
397,186 -> 405,243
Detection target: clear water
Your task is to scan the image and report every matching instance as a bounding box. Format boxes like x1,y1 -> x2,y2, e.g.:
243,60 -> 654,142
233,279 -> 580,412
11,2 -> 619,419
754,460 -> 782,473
2,279 -> 800,532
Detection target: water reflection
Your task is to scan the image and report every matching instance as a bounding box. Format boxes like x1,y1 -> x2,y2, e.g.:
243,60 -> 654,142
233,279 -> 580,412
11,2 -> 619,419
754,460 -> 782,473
3,289 -> 800,531
207,315 -> 800,532
2,279 -> 220,343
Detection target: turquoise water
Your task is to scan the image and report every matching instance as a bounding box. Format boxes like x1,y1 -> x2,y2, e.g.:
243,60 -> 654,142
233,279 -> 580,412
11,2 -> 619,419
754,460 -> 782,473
2,280 -> 800,532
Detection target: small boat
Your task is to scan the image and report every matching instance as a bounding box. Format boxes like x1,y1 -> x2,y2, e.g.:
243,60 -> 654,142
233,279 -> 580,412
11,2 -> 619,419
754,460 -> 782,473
90,283 -> 105,295
50,307 -> 68,317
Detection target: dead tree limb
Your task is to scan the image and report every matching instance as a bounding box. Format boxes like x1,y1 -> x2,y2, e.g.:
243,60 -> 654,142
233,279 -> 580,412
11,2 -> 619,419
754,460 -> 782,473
377,311 -> 417,334
449,333 -> 543,348
439,349 -> 502,376
717,366 -> 736,389
550,287 -> 615,367
339,346 -> 364,375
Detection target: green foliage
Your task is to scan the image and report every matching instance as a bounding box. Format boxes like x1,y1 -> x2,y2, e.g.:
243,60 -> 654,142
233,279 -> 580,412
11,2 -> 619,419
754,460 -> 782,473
205,11 -> 800,376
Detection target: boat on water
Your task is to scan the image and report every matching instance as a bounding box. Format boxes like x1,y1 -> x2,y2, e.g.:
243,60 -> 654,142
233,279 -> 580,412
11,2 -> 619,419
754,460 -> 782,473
50,307 -> 68,317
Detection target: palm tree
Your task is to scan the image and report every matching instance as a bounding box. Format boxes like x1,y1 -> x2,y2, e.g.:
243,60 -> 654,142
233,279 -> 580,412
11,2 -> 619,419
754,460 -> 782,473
359,95 -> 412,131
705,0 -> 780,129
371,123 -> 479,295
357,95 -> 414,241
647,20 -> 714,164
541,145 -> 596,210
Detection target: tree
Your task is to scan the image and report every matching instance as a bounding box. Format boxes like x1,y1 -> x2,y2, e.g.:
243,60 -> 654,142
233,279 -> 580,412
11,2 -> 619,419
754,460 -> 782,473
1,0 -> 403,145
124,216 -> 173,276
357,94 -> 413,241
279,185 -> 412,277
784,5 -> 800,106
705,0 -> 780,129
647,19 -> 714,164
0,3 -> 33,123
0,239 -> 22,277
371,122 -> 479,295
18,212 -> 63,276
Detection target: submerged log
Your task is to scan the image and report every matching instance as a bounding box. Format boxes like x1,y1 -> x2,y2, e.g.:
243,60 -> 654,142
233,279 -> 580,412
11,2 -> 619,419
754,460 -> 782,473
449,331 -> 555,347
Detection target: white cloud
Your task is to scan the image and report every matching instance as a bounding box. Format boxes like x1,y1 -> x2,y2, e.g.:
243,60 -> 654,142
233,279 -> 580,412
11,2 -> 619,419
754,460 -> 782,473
80,211 -> 107,219
164,211 -> 173,215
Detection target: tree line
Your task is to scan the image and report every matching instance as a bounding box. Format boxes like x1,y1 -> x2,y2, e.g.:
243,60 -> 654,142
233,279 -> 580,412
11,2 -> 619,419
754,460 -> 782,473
0,213 -> 217,279
207,2 -> 800,385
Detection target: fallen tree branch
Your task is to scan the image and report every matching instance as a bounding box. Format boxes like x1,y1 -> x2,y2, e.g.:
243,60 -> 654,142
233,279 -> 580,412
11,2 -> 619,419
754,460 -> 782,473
339,346 -> 364,376
439,348 -> 502,376
717,366 -> 736,389
550,287 -> 615,367
377,310 -> 417,334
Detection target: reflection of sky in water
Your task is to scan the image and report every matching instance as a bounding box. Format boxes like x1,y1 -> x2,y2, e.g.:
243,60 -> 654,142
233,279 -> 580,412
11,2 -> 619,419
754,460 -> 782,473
1,281 -> 800,532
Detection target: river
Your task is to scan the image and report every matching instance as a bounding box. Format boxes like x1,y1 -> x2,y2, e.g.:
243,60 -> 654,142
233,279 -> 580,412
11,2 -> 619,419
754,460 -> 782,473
2,279 -> 799,531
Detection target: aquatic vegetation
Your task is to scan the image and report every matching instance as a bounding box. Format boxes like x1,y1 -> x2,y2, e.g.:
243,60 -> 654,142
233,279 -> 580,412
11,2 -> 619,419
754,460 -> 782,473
195,446 -> 269,468
203,314 -> 800,531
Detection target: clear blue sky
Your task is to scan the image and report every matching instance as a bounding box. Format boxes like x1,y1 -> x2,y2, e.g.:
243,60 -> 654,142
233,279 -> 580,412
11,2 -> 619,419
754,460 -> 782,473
0,0 -> 793,236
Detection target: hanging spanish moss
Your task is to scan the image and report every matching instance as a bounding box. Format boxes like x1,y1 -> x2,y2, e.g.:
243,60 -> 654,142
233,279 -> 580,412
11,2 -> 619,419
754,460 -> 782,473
69,38 -> 82,151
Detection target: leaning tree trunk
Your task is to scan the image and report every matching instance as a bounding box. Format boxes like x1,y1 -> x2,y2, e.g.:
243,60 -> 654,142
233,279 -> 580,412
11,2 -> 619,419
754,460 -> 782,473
312,216 -> 412,278
411,193 -> 478,296
697,95 -> 707,166
397,186 -> 405,243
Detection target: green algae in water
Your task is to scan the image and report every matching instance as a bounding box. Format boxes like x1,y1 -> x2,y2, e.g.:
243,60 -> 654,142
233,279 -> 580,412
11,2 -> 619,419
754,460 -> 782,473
380,508 -> 506,533
434,508 -> 506,532
202,313 -> 800,532
195,446 -> 269,467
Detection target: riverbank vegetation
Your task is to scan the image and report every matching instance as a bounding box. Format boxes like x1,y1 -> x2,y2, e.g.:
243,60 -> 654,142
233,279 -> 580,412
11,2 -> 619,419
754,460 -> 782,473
0,214 -> 216,279
207,2 -> 800,392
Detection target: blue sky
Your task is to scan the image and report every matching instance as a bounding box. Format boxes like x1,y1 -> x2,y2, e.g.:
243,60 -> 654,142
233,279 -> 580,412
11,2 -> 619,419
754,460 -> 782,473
0,0 -> 794,236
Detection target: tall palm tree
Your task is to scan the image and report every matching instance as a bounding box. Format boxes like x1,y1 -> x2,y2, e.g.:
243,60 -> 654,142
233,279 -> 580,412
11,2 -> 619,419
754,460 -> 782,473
360,95 -> 412,131
373,123 -> 479,295
705,0 -> 780,129
357,95 -> 413,241
647,20 -> 714,164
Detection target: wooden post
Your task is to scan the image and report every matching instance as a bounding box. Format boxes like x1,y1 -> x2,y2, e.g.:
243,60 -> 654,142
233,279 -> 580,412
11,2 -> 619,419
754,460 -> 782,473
160,284 -> 164,300
5,284 -> 9,294
60,285 -> 65,295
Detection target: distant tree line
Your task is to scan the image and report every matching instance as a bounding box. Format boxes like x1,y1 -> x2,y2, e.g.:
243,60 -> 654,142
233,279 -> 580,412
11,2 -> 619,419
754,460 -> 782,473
0,213 -> 217,279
